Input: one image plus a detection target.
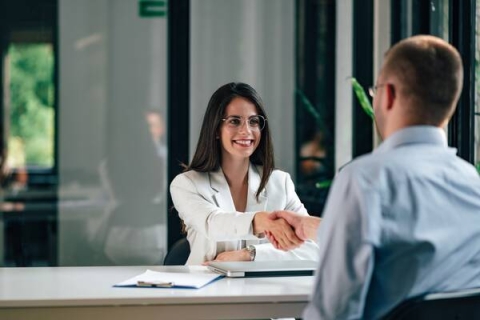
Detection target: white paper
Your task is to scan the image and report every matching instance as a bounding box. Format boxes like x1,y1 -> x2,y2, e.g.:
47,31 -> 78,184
115,269 -> 222,289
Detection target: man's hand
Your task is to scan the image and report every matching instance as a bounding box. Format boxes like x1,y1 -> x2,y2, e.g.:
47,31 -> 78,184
202,249 -> 250,265
265,211 -> 321,249
253,212 -> 304,251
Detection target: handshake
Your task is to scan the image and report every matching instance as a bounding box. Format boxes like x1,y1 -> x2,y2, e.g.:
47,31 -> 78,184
253,211 -> 321,251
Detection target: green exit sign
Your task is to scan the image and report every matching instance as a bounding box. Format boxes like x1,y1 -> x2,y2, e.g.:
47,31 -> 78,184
139,0 -> 167,18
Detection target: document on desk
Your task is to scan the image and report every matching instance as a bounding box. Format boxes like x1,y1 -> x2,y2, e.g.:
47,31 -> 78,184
114,269 -> 223,289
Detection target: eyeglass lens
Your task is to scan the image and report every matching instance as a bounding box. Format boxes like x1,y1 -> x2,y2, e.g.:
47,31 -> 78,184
223,115 -> 266,130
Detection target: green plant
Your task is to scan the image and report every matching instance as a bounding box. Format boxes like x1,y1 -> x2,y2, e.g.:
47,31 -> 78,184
315,180 -> 332,189
350,77 -> 374,119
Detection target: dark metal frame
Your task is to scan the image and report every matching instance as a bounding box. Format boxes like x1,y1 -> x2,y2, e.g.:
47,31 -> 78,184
411,0 -> 431,35
448,0 -> 476,163
0,0 -> 58,266
391,0 -> 411,45
0,0 -> 59,189
0,1 -> 5,166
352,0 -> 374,157
167,0 -> 190,249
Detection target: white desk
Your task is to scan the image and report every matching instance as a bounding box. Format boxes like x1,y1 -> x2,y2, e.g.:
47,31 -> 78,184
0,265 -> 314,319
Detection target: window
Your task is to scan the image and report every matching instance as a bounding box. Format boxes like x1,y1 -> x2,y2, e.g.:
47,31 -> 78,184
295,0 -> 336,216
6,43 -> 55,172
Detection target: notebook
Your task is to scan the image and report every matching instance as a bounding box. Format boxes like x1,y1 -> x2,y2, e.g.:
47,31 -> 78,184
207,260 -> 317,278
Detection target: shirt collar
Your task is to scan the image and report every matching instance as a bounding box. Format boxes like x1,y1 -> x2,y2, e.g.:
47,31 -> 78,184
375,125 -> 447,154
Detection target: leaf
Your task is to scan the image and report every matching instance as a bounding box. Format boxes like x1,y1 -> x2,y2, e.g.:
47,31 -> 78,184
296,89 -> 323,129
316,180 -> 332,189
351,77 -> 375,119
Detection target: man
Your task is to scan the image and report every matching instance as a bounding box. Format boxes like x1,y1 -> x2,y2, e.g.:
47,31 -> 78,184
145,109 -> 167,159
269,35 -> 480,319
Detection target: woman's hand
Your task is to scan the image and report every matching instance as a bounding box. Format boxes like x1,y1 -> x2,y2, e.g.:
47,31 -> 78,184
202,249 -> 250,265
265,211 -> 322,250
253,212 -> 304,251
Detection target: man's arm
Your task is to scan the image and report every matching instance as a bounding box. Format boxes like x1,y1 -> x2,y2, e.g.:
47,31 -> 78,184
266,211 -> 321,245
304,168 -> 380,319
253,212 -> 304,250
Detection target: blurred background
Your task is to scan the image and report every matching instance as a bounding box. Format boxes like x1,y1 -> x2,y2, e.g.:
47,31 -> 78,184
0,0 -> 478,267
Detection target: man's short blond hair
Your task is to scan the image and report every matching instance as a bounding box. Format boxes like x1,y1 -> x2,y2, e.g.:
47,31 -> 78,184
383,35 -> 463,125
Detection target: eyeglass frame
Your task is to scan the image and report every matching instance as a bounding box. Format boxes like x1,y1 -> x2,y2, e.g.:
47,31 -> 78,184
368,84 -> 388,98
221,115 -> 267,131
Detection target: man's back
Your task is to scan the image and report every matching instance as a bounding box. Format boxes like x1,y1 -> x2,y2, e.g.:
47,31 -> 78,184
359,127 -> 480,318
304,126 -> 480,319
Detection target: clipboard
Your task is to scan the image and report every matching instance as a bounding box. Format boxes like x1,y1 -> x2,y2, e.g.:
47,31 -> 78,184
136,280 -> 175,288
114,269 -> 223,289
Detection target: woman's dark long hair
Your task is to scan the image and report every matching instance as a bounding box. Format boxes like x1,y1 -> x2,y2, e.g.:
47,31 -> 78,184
186,82 -> 275,200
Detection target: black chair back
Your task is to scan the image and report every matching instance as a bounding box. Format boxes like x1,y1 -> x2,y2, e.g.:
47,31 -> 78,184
163,238 -> 190,265
383,287 -> 480,320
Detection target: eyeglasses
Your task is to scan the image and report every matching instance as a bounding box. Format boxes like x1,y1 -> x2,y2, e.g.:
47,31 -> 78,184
221,115 -> 267,131
368,84 -> 387,98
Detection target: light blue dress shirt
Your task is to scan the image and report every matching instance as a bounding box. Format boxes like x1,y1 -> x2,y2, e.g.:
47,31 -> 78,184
304,126 -> 480,320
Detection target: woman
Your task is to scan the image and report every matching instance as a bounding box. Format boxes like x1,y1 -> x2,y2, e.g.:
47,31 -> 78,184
170,82 -> 319,265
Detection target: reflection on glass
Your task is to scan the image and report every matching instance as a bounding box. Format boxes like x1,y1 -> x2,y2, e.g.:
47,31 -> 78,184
294,0 -> 335,216
96,113 -> 166,265
1,0 -> 169,268
57,0 -> 169,267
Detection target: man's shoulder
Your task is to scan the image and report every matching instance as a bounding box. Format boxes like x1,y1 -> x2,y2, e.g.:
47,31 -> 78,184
338,152 -> 386,177
339,146 -> 479,188
336,150 -> 415,190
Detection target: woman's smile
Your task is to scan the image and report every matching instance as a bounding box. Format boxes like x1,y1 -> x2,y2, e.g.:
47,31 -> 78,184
233,139 -> 255,147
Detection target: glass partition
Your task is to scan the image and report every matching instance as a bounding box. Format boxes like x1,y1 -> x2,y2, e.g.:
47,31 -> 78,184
57,0 -> 168,266
1,0 -> 169,266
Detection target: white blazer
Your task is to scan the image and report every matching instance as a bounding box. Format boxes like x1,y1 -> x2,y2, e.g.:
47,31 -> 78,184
170,164 -> 319,265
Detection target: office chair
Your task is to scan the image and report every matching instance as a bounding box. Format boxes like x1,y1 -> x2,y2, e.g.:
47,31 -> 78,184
383,287 -> 480,320
163,237 -> 190,265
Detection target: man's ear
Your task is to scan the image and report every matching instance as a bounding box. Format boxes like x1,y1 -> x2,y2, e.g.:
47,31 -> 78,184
385,84 -> 396,110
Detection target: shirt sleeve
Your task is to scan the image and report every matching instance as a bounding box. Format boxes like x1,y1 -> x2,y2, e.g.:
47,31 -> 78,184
255,240 -> 320,261
170,173 -> 258,241
254,172 -> 319,260
303,167 -> 381,320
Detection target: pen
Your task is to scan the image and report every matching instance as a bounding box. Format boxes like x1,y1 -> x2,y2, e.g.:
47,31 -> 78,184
137,280 -> 175,288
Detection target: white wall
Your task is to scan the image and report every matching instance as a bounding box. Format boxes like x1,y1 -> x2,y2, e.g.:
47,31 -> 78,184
373,0 -> 391,146
335,0 -> 353,170
190,0 -> 296,175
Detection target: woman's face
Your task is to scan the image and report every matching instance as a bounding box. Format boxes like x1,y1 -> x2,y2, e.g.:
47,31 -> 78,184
219,97 -> 262,162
